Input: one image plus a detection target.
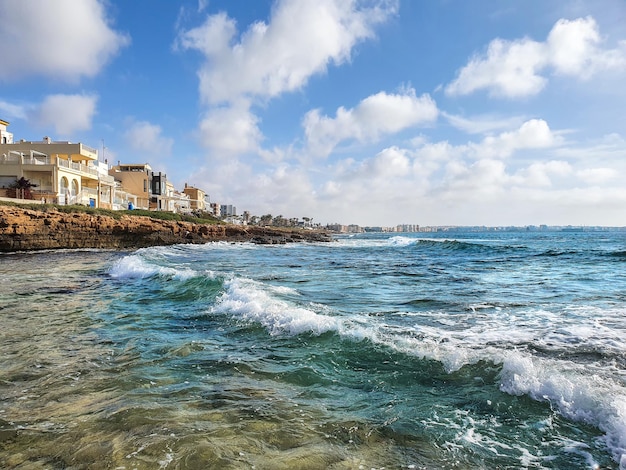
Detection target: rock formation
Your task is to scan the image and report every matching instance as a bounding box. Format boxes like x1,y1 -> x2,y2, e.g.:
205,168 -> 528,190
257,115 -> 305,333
0,205 -> 332,252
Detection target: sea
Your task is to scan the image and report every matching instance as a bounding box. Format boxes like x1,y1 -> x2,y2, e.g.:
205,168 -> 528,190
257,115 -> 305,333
0,229 -> 625,469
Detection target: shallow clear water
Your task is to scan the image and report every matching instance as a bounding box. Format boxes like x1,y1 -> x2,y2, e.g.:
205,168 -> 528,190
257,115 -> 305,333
1,230 -> 625,469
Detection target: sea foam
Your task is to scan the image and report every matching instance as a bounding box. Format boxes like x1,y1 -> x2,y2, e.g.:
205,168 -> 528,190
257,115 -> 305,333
210,277 -> 340,336
499,353 -> 626,466
109,253 -> 197,280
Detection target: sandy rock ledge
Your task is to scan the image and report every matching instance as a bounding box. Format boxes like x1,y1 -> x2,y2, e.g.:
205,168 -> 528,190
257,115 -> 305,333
0,206 -> 332,252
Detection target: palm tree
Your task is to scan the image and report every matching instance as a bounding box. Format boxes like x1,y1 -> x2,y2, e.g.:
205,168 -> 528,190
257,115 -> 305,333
9,177 -> 37,200
259,214 -> 273,226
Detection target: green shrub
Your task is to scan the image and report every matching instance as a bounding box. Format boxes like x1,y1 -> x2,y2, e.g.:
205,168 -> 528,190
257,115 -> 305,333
0,200 -> 220,224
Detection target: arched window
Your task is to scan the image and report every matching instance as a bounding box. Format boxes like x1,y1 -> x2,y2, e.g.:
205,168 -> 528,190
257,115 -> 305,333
60,176 -> 69,192
71,179 -> 79,196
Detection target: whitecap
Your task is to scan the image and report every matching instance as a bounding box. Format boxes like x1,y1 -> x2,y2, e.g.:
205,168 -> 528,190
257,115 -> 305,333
210,277 -> 340,336
109,254 -> 196,280
388,236 -> 416,247
499,352 -> 626,466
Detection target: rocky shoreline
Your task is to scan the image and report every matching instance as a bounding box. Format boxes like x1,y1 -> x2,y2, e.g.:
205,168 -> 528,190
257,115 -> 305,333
0,205 -> 332,252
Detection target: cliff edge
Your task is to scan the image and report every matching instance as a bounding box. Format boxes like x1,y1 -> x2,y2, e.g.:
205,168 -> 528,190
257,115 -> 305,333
0,205 -> 332,252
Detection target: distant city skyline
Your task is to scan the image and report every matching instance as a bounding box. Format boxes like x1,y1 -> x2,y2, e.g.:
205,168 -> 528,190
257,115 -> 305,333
1,0 -> 625,226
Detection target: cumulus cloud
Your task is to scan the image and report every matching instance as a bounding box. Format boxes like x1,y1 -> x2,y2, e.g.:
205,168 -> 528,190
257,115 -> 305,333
124,121 -> 174,157
192,161 -> 317,218
197,103 -> 263,155
446,16 -> 626,98
512,160 -> 573,187
31,94 -> 98,136
0,0 -> 129,82
303,88 -> 438,157
200,123 -> 626,226
176,0 -> 398,105
176,0 -> 397,158
439,159 -> 509,201
447,37 -> 547,98
469,119 -> 560,159
333,146 -> 413,182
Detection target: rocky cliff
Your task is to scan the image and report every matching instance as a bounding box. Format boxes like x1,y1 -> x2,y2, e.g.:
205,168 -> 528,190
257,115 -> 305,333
0,205 -> 332,252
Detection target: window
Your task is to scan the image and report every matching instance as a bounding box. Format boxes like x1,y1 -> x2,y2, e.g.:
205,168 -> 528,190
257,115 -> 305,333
60,176 -> 69,192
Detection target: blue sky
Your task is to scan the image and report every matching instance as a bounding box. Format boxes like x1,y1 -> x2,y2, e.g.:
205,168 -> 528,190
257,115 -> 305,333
2,0 -> 626,226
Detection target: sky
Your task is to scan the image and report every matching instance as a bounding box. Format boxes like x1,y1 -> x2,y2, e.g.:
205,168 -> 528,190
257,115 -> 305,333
1,0 -> 626,227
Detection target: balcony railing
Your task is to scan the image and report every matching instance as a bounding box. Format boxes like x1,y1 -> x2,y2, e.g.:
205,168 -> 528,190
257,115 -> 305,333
98,174 -> 115,184
56,157 -> 99,177
1,152 -> 99,178
80,144 -> 97,155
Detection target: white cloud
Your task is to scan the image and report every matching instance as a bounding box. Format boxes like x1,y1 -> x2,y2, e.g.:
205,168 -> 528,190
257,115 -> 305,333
547,17 -> 626,76
446,37 -> 547,98
443,112 -> 526,135
339,146 -> 413,181
446,16 -> 626,98
553,133 -> 626,162
191,161 -> 317,218
439,159 -> 509,201
469,119 -> 560,159
124,121 -> 174,157
512,160 -> 573,187
0,100 -> 28,120
175,0 -> 398,159
176,0 -> 398,105
576,167 -> 618,184
198,126 -> 626,226
0,0 -> 129,82
31,94 -> 98,136
303,88 -> 438,157
197,103 -> 263,155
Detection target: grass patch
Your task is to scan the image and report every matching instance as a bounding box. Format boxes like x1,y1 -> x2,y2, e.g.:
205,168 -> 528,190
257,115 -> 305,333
0,200 -> 221,225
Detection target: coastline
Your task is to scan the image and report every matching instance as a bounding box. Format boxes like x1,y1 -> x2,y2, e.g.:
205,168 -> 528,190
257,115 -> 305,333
0,205 -> 332,252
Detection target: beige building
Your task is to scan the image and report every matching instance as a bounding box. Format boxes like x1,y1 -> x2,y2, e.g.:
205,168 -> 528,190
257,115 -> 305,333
108,164 -> 190,212
1,121 -> 209,214
183,183 -> 207,211
108,163 -> 152,210
0,124 -> 105,206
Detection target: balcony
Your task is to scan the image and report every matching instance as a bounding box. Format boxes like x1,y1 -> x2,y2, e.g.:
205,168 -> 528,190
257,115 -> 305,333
0,151 -> 99,178
57,157 -> 99,177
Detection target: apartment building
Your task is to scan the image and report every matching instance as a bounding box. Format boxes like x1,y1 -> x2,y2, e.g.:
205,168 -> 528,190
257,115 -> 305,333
183,183 -> 207,211
108,163 -> 152,210
1,120 -> 211,214
0,123 -> 104,206
164,181 -> 191,213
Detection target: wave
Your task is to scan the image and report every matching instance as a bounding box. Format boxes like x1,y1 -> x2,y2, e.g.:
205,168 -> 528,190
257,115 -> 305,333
388,236 -> 417,247
336,236 -> 529,257
207,277 -> 626,465
105,244 -> 626,466
210,277 -> 340,336
109,253 -> 200,280
499,354 -> 626,466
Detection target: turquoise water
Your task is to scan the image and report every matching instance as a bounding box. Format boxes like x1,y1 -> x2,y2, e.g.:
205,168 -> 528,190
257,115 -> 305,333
1,231 -> 625,469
